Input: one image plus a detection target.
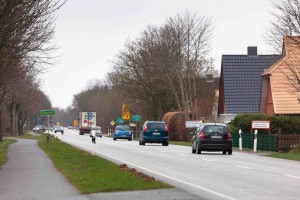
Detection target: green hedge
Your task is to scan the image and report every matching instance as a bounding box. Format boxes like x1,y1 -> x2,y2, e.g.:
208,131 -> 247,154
228,114 -> 300,135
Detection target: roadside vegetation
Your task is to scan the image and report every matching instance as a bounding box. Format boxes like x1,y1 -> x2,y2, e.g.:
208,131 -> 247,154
169,141 -> 191,146
0,139 -> 16,169
35,134 -> 171,194
268,146 -> 300,161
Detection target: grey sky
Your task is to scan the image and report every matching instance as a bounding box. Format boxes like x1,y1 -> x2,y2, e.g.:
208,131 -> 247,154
42,0 -> 273,109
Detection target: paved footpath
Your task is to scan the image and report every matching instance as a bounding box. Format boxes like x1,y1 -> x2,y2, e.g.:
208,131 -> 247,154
0,139 -> 199,200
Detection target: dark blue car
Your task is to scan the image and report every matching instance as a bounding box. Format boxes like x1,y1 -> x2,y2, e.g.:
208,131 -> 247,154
139,121 -> 169,146
113,125 -> 132,141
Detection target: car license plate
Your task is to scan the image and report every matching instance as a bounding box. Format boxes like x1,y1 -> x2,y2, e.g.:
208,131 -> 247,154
211,135 -> 222,139
153,132 -> 160,136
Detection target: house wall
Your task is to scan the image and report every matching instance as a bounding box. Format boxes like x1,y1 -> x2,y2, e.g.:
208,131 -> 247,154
266,78 -> 275,115
259,77 -> 269,114
218,69 -> 225,114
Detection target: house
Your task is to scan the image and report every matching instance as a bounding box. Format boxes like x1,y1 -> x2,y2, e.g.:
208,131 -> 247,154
259,36 -> 300,115
218,47 -> 282,115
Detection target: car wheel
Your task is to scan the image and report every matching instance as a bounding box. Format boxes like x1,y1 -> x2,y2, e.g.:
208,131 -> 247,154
128,138 -> 132,141
139,140 -> 141,145
162,142 -> 168,146
223,151 -> 226,155
228,150 -> 232,155
113,138 -> 116,141
196,143 -> 201,154
141,140 -> 145,145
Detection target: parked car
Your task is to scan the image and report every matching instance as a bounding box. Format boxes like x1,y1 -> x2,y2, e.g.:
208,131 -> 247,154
90,126 -> 102,138
32,125 -> 46,132
113,125 -> 132,141
54,126 -> 64,134
139,121 -> 169,146
191,123 -> 232,155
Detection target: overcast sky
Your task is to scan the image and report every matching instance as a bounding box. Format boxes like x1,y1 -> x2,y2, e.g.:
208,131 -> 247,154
41,0 -> 274,109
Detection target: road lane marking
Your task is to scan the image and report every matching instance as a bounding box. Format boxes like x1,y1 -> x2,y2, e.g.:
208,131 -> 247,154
236,166 -> 251,169
64,139 -> 237,200
178,154 -> 189,157
286,175 -> 300,179
202,159 -> 213,162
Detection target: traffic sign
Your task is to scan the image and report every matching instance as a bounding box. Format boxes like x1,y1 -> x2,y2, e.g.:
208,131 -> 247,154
116,118 -> 124,124
122,112 -> 131,120
110,121 -> 115,126
131,115 -> 141,121
41,109 -> 56,116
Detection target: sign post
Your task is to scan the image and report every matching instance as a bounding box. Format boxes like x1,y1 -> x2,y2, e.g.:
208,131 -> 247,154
251,120 -> 270,152
41,109 -> 56,143
131,115 -> 141,139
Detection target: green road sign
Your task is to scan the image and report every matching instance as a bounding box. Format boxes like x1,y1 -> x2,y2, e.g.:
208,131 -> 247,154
132,115 -> 141,121
41,109 -> 56,116
116,118 -> 124,124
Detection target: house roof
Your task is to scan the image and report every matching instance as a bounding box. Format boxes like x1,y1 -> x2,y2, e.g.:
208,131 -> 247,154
222,54 -> 282,114
262,36 -> 300,114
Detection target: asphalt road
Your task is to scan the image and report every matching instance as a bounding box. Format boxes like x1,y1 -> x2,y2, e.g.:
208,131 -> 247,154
54,129 -> 300,200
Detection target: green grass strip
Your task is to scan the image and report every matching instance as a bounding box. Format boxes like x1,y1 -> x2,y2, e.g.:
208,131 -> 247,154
37,134 -> 171,194
169,141 -> 191,146
0,139 -> 16,169
268,152 -> 300,161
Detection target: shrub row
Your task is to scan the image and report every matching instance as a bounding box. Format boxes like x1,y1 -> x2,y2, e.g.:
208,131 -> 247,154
228,114 -> 300,135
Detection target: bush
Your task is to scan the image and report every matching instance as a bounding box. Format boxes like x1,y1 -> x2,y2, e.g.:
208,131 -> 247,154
229,114 -> 300,134
162,112 -> 188,141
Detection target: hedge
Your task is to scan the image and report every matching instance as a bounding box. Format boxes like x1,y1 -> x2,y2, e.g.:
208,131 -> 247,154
228,114 -> 300,135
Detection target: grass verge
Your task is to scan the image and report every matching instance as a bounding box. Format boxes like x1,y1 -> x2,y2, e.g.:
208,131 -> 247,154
169,141 -> 191,146
268,146 -> 300,161
18,133 -> 41,140
268,153 -> 300,161
38,134 -> 172,194
0,139 -> 16,169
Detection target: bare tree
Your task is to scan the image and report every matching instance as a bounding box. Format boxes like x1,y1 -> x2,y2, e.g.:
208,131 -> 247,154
0,0 -> 66,141
266,0 -> 300,103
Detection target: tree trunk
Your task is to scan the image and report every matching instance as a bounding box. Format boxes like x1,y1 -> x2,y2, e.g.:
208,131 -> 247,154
0,110 -> 2,142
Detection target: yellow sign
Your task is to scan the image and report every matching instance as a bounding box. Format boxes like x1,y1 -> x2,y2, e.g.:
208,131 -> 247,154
122,104 -> 131,121
110,121 -> 115,126
73,120 -> 78,127
122,112 -> 131,120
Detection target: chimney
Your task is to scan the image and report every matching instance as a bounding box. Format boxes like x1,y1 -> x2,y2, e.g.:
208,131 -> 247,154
247,46 -> 257,56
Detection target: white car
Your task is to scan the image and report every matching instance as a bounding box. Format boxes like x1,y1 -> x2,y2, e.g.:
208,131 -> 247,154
90,126 -> 102,138
54,126 -> 64,134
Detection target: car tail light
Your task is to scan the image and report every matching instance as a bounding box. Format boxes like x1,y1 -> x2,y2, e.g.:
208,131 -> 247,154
143,126 -> 147,132
199,132 -> 205,139
227,132 -> 232,140
165,125 -> 169,132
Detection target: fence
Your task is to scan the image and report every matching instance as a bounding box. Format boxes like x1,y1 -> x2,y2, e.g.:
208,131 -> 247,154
277,134 -> 300,152
232,133 -> 277,152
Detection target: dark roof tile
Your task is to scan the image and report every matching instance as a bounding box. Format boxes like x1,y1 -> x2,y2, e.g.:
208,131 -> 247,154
221,54 -> 282,114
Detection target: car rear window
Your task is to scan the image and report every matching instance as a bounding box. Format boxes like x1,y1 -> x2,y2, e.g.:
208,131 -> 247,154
116,126 -> 130,131
203,125 -> 227,135
147,123 -> 165,130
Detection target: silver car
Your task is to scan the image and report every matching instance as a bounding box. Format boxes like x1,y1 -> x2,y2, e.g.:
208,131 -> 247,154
90,126 -> 102,138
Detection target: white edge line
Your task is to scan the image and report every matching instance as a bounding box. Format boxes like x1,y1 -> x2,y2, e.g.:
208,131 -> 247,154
64,138 -> 238,200
286,175 -> 300,179
236,166 -> 251,169
202,159 -> 213,162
